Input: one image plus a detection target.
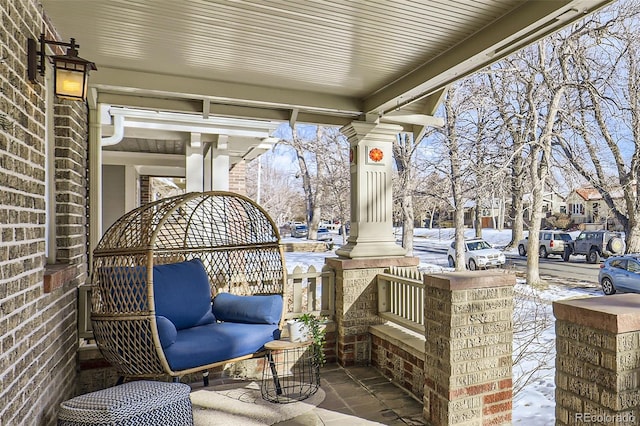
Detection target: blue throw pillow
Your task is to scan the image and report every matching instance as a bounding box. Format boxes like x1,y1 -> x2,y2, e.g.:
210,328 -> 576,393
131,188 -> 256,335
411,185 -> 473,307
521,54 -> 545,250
155,315 -> 177,349
153,259 -> 215,330
212,293 -> 283,325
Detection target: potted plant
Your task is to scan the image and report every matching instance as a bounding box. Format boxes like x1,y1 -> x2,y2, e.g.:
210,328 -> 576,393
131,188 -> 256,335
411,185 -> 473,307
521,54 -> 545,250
287,313 -> 326,366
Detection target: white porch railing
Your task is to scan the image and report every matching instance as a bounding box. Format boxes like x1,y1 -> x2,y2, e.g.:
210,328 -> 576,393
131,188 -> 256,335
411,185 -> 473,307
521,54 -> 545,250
78,265 -> 336,339
284,265 -> 335,320
377,266 -> 425,334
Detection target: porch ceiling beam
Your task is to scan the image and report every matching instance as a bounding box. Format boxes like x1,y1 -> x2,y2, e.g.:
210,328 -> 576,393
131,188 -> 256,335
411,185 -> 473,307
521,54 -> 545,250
362,0 -> 610,116
102,151 -> 184,168
97,91 -> 357,126
91,67 -> 362,117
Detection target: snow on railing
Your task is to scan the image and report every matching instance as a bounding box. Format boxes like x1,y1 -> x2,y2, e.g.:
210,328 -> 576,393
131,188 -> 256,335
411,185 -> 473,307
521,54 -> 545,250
377,266 -> 425,334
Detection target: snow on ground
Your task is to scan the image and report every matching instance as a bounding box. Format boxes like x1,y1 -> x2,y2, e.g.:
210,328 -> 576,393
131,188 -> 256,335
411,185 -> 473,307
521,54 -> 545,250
284,228 -> 603,425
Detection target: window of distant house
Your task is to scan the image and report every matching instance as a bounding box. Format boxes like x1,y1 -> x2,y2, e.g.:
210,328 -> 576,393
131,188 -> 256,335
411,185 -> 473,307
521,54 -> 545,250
570,203 -> 584,215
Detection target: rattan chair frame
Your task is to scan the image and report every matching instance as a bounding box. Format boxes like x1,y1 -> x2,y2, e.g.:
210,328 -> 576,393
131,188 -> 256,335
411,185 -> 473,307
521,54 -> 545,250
91,191 -> 287,379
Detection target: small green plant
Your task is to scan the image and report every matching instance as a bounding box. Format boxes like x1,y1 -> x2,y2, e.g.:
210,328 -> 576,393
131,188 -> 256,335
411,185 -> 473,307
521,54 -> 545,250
297,313 -> 326,366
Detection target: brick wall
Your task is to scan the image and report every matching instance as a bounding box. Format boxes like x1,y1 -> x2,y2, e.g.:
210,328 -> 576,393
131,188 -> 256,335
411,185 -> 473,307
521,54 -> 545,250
371,331 -> 425,399
554,295 -> 640,426
229,160 -> 246,195
0,2 -> 88,424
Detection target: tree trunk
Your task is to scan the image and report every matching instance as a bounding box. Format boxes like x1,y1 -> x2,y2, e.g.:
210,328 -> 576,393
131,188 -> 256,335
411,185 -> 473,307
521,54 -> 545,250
509,148 -> 525,249
474,204 -> 482,238
393,133 -> 415,255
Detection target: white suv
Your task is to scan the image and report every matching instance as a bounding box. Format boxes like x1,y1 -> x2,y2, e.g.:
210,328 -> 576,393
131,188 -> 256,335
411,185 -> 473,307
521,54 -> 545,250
447,239 -> 506,270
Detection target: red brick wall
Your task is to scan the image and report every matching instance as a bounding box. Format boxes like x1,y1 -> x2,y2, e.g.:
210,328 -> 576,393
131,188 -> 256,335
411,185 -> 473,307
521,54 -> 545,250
229,160 -> 246,195
0,2 -> 89,423
371,334 -> 424,400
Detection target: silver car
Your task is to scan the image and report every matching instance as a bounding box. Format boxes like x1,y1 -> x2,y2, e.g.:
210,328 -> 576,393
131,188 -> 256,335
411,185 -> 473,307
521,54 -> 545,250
518,231 -> 573,258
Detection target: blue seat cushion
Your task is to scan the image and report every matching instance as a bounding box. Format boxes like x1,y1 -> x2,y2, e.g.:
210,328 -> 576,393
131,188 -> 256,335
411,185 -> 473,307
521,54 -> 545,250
153,259 -> 215,330
212,293 -> 283,325
162,323 -> 280,371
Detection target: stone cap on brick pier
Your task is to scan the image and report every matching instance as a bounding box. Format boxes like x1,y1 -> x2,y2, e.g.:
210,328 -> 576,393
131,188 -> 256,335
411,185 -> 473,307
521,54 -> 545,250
553,294 -> 640,334
425,270 -> 515,290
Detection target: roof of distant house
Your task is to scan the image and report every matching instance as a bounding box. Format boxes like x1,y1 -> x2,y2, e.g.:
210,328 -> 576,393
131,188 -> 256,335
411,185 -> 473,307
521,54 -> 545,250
572,186 -> 627,201
575,187 -> 603,201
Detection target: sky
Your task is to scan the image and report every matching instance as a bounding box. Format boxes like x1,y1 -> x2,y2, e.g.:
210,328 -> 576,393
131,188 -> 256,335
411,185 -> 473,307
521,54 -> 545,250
283,228 -> 602,425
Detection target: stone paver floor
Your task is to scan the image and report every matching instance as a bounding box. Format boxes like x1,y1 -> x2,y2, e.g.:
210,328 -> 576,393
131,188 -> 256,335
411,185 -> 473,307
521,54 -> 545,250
275,364 -> 425,425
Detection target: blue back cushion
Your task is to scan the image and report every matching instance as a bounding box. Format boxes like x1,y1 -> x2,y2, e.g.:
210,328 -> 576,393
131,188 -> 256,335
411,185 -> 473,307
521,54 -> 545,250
212,293 -> 283,325
153,259 -> 215,330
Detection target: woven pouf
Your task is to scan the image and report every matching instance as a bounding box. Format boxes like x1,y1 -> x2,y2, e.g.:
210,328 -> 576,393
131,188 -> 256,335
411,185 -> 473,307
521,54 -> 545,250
58,381 -> 193,426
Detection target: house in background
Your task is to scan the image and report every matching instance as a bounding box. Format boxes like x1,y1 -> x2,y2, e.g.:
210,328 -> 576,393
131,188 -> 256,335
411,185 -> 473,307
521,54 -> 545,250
435,191 -> 566,230
565,186 -> 624,230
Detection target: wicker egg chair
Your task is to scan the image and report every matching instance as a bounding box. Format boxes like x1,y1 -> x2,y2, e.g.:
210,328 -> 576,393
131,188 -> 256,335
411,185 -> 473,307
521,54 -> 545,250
91,191 -> 286,381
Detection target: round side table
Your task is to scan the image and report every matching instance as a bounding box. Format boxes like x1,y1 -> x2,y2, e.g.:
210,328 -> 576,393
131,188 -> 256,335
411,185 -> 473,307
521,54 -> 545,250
261,339 -> 320,403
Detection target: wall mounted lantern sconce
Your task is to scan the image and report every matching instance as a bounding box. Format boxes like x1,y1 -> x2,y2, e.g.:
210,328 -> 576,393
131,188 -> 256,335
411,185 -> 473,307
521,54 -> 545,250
28,34 -> 97,101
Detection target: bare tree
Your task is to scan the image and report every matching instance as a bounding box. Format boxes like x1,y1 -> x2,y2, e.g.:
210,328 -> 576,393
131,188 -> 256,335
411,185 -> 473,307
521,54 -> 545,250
486,64 -> 528,248
512,288 -> 554,398
554,1 -> 640,251
316,127 -> 351,243
393,133 -> 422,255
246,148 -> 305,225
435,85 -> 474,270
279,126 -> 324,238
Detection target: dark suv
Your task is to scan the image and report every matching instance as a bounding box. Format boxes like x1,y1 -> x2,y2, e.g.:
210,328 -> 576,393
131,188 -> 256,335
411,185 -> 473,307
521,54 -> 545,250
565,230 -> 625,263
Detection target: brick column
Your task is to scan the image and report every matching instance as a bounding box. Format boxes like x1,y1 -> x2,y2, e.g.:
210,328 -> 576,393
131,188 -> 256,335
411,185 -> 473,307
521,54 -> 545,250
325,256 -> 419,366
424,271 -> 515,426
554,294 -> 640,425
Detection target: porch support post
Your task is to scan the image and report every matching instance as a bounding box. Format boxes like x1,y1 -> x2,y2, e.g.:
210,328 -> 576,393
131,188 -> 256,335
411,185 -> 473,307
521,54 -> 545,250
554,295 -> 640,425
211,134 -> 230,191
88,102 -> 102,267
336,121 -> 406,259
186,132 -> 204,192
424,271 -> 515,425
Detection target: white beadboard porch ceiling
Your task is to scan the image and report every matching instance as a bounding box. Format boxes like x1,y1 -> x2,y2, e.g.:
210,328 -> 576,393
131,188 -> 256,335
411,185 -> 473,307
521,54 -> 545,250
41,0 -> 613,132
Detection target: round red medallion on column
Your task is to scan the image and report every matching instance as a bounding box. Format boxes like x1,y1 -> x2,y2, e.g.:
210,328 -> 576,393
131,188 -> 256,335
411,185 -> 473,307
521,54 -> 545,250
368,148 -> 383,162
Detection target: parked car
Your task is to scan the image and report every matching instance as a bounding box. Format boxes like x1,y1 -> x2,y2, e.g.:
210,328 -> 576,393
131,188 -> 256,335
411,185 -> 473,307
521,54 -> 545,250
316,227 -> 333,242
447,239 -> 506,270
291,224 -> 308,238
517,231 -> 573,258
598,254 -> 640,295
565,230 -> 625,263
338,224 -> 350,236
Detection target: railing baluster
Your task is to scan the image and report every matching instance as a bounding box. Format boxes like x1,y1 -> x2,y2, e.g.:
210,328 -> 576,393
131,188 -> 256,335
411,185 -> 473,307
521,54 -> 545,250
376,269 -> 425,334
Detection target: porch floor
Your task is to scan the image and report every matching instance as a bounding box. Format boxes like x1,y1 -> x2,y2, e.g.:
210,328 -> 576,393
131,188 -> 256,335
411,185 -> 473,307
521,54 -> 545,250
206,364 -> 426,425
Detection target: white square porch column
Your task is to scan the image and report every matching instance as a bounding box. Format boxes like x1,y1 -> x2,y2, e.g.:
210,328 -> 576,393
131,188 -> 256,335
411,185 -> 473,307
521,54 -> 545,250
186,133 -> 204,192
336,122 -> 406,258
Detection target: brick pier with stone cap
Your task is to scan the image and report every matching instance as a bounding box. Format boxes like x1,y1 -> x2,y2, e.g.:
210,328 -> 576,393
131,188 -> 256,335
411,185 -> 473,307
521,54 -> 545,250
423,270 -> 515,426
554,294 -> 640,426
